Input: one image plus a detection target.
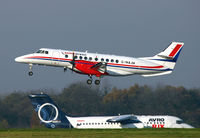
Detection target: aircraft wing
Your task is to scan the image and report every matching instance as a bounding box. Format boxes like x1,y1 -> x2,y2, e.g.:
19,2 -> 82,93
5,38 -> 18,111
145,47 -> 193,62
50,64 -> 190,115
90,62 -> 107,73
106,115 -> 141,124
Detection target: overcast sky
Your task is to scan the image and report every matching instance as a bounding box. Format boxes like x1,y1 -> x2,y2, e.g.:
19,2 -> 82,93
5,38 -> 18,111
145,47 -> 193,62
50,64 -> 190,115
0,0 -> 199,93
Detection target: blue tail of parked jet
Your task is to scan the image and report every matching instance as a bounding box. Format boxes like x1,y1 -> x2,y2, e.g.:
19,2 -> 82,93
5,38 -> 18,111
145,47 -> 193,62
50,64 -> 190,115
29,93 -> 72,128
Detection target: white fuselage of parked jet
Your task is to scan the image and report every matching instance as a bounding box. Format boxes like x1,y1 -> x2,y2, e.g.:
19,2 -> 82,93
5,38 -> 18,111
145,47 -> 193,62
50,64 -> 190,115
29,94 -> 193,129
66,115 -> 193,129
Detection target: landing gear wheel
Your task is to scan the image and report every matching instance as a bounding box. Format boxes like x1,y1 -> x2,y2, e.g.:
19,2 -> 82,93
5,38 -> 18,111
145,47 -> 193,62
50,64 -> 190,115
28,71 -> 33,76
95,80 -> 100,85
28,64 -> 33,76
87,79 -> 92,85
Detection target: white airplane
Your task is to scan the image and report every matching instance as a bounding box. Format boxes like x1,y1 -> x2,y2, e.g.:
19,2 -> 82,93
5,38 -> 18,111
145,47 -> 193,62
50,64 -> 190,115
29,93 -> 194,128
15,42 -> 184,85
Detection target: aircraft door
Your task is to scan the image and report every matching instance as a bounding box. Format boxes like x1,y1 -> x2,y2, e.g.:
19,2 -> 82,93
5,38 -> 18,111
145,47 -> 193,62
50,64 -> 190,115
52,51 -> 60,65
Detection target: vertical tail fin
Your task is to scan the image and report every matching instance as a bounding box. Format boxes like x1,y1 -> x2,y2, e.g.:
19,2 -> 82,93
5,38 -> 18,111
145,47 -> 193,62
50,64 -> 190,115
157,42 -> 184,62
29,93 -> 72,128
150,42 -> 184,70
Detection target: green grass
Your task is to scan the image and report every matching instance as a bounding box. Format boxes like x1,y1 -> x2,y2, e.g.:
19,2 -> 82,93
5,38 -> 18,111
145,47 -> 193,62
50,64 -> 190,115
0,128 -> 199,138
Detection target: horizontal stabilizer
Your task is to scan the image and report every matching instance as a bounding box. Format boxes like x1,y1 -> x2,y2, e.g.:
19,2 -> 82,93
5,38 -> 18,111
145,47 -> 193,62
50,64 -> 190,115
142,71 -> 172,77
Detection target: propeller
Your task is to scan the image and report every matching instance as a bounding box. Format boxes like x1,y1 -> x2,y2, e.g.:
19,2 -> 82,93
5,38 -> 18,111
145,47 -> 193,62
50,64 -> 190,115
70,52 -> 76,72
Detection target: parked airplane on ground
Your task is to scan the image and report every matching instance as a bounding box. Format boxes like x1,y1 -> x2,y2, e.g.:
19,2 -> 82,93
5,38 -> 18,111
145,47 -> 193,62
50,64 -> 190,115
29,93 -> 193,128
15,42 -> 184,85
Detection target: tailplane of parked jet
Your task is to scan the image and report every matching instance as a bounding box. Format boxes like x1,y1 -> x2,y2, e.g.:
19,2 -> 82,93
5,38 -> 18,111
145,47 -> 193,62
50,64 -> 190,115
29,93 -> 71,128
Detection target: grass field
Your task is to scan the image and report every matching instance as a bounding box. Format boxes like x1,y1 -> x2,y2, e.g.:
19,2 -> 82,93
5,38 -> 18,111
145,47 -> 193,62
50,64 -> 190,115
0,128 -> 199,138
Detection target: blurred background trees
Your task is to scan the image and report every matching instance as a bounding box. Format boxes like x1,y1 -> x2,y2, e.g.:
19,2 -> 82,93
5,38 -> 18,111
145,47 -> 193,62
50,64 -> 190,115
0,82 -> 199,128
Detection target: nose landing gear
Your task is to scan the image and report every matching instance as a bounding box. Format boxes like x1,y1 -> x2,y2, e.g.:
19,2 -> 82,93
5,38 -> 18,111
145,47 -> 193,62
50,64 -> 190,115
28,71 -> 33,76
28,64 -> 33,76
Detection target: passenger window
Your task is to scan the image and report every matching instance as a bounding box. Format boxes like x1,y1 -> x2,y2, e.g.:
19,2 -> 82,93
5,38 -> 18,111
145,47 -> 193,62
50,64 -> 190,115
45,51 -> 48,54
65,55 -> 68,58
89,57 -> 92,60
95,58 -> 98,61
74,56 -> 78,59
79,56 -> 82,60
101,58 -> 104,62
111,59 -> 114,62
116,60 -> 119,63
84,57 -> 88,60
106,59 -> 109,62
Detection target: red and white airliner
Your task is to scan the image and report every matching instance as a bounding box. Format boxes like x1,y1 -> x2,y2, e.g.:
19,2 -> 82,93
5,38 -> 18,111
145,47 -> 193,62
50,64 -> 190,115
15,42 -> 184,85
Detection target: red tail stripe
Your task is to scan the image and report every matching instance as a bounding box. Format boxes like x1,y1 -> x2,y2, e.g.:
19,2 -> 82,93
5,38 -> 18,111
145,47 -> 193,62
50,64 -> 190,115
169,44 -> 182,57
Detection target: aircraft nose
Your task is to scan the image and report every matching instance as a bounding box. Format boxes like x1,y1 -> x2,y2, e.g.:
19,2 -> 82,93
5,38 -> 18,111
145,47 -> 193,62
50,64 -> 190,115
182,123 -> 194,128
15,56 -> 23,62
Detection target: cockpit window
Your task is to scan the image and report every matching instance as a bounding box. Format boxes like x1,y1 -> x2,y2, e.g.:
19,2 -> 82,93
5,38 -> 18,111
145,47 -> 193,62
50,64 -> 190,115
36,50 -> 42,53
35,50 -> 49,54
176,120 -> 184,124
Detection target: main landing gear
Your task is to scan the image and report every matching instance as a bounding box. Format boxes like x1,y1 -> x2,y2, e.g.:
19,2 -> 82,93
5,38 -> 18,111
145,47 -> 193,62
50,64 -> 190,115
87,79 -> 100,85
28,64 -> 33,76
86,76 -> 101,85
87,79 -> 92,85
94,80 -> 100,85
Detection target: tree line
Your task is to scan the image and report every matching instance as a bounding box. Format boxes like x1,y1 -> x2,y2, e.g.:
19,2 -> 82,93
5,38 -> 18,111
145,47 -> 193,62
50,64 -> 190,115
0,82 -> 200,128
